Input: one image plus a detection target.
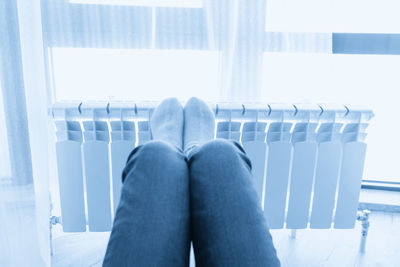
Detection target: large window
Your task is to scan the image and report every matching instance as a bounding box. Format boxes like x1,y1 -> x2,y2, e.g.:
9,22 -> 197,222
43,0 -> 400,183
263,0 -> 400,183
266,0 -> 400,33
51,48 -> 219,101
262,53 -> 400,182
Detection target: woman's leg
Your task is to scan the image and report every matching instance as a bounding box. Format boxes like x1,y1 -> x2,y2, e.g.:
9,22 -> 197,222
188,140 -> 280,266
103,99 -> 190,267
184,98 -> 280,267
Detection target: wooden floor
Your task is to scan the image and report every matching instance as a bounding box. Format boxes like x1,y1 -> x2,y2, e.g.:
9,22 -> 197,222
51,211 -> 400,267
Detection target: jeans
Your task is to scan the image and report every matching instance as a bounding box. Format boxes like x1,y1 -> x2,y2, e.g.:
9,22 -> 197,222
102,139 -> 280,267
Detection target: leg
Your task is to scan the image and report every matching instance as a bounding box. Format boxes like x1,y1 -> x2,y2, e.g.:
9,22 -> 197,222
103,141 -> 190,267
183,98 -> 280,267
103,98 -> 190,267
188,139 -> 280,267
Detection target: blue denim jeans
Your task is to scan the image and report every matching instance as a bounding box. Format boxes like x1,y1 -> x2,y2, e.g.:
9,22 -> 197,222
103,139 -> 280,267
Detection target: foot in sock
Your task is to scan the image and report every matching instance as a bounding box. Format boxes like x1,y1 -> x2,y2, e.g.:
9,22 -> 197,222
150,98 -> 184,149
183,97 -> 215,155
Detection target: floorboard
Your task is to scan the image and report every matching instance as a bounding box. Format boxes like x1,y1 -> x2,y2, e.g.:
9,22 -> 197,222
51,211 -> 400,267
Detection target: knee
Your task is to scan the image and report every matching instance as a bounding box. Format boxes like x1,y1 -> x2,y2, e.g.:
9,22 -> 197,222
139,140 -> 177,156
123,140 -> 184,182
132,141 -> 183,165
190,139 -> 252,183
201,139 -> 237,154
194,139 -> 241,165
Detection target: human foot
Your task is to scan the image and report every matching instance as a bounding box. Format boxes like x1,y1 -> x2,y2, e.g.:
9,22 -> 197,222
150,98 -> 184,149
183,97 -> 215,154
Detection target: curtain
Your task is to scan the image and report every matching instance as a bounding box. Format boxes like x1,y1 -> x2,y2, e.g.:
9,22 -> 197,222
0,0 -> 50,266
41,0 -> 330,103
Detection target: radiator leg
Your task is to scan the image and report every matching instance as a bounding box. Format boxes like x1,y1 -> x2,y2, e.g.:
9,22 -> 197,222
50,217 -> 53,256
49,215 -> 61,256
49,195 -> 62,257
290,229 -> 297,239
357,210 -> 370,253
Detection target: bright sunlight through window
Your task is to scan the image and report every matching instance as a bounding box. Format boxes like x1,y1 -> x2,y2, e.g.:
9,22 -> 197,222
262,53 -> 400,182
51,48 -> 219,102
266,0 -> 400,33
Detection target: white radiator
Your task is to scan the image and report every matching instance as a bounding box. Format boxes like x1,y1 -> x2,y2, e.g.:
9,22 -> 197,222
50,102 -> 373,232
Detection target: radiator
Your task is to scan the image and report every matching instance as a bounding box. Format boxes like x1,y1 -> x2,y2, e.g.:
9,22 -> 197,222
50,102 -> 373,232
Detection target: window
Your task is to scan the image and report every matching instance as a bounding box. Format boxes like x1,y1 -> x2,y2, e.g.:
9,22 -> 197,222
51,48 -> 219,102
266,0 -> 400,33
263,0 -> 400,183
43,0 -> 400,183
262,53 -> 400,182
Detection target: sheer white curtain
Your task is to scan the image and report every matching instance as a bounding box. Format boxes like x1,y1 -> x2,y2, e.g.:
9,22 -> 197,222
42,0 -> 333,103
41,0 -> 282,102
0,0 -> 50,266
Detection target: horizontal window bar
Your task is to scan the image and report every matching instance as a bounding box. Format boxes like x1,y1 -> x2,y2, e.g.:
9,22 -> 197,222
361,180 -> 400,192
333,33 -> 400,55
363,179 -> 400,185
